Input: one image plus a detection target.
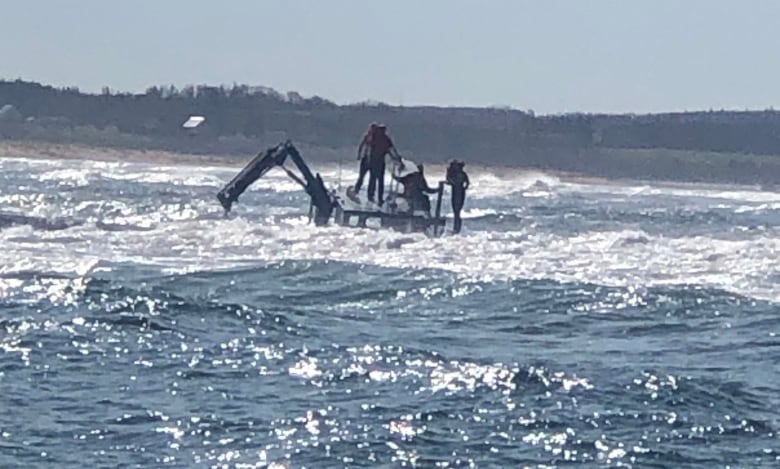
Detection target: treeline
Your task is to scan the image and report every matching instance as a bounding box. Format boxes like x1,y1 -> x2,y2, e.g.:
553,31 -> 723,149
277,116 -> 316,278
1,79 -> 780,182
594,111 -> 780,156
0,79 -> 594,165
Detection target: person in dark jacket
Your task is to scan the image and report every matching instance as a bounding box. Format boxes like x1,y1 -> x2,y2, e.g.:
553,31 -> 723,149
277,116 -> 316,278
393,163 -> 438,215
446,160 -> 470,233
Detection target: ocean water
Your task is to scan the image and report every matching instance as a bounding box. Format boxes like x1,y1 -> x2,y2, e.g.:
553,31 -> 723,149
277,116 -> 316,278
1,154 -> 779,468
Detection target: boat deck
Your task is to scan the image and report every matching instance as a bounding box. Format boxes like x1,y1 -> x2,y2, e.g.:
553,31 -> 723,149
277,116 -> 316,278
331,187 -> 446,235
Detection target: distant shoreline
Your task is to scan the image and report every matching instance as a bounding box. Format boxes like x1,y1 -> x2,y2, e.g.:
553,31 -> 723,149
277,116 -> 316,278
3,133 -> 776,189
3,79 -> 780,188
2,138 -> 775,194
0,139 -> 246,168
0,138 -> 611,191
0,138 -> 551,180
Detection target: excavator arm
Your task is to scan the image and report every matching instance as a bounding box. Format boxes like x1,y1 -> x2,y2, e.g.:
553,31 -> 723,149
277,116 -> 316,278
216,141 -> 334,226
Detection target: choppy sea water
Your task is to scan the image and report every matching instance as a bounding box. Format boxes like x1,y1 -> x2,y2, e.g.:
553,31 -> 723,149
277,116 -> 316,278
1,154 -> 779,468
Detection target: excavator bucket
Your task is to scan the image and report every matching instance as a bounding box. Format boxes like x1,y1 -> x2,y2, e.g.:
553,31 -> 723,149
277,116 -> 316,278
284,144 -> 333,226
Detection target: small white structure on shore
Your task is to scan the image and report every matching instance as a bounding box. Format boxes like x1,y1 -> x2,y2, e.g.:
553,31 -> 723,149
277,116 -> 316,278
182,115 -> 205,129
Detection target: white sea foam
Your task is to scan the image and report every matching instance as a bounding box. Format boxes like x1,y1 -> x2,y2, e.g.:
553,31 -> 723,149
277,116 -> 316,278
2,156 -> 780,303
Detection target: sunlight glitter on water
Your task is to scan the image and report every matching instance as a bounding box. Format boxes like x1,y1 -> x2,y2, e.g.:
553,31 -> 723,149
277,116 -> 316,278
2,156 -> 780,467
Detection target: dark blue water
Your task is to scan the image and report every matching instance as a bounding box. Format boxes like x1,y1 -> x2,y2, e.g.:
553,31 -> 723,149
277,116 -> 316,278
1,156 -> 779,467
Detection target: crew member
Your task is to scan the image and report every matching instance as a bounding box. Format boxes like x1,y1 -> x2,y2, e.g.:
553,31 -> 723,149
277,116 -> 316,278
366,124 -> 401,206
353,122 -> 377,195
393,163 -> 438,215
446,160 -> 470,233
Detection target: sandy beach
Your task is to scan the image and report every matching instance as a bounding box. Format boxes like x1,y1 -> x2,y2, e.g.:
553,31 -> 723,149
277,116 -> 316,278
0,139 -> 249,168
0,138 -> 520,179
2,137 -> 758,194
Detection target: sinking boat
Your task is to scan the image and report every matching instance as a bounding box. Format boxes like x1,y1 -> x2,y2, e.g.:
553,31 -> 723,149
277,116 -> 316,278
216,140 -> 448,236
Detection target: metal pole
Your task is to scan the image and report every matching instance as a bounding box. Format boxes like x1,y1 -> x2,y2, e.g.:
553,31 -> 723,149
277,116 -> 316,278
337,152 -> 342,190
434,181 -> 445,236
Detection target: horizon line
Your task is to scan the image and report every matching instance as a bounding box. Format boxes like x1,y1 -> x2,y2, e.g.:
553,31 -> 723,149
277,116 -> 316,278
3,76 -> 779,118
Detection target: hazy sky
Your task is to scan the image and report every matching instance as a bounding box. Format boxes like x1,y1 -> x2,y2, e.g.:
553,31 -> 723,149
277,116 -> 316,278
2,0 -> 779,114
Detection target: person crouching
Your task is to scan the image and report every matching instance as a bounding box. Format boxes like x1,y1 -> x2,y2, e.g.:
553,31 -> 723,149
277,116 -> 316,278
393,163 -> 438,215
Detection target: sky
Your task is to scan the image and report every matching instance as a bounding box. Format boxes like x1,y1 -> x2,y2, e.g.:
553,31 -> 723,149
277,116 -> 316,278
2,0 -> 780,115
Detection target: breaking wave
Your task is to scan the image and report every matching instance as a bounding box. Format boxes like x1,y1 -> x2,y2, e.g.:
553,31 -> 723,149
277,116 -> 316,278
1,155 -> 779,467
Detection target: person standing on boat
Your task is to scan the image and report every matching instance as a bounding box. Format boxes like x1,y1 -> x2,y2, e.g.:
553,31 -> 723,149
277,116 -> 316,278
353,122 -> 377,195
366,124 -> 401,206
446,160 -> 470,233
